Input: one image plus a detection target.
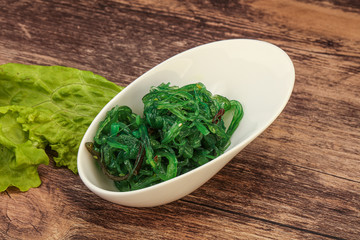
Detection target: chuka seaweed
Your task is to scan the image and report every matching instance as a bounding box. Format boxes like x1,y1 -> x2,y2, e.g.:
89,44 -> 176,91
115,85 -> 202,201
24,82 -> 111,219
86,82 -> 244,191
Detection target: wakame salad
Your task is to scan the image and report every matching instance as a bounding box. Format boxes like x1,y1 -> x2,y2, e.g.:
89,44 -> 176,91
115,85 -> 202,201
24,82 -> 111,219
86,82 -> 244,191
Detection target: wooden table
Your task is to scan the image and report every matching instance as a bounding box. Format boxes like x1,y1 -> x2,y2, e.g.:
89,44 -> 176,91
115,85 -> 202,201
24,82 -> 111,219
1,1 -> 359,239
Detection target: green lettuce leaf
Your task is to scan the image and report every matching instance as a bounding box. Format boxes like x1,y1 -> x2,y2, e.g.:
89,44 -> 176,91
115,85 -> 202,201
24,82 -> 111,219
0,63 -> 123,191
0,106 -> 49,191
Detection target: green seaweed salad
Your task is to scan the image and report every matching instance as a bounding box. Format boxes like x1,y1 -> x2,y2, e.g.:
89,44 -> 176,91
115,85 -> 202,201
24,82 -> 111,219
86,82 -> 244,191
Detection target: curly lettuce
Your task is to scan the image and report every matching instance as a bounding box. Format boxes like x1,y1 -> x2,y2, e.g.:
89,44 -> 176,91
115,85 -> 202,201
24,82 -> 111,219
0,63 -> 123,191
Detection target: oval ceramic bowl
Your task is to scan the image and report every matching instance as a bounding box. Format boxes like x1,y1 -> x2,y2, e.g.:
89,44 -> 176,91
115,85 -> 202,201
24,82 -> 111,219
77,39 -> 295,207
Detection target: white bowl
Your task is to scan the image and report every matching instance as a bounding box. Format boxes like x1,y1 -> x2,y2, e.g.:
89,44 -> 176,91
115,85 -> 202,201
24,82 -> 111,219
77,39 -> 295,207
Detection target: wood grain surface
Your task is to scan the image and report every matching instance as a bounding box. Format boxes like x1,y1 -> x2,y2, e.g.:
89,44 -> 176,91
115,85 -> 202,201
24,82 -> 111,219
0,0 -> 359,239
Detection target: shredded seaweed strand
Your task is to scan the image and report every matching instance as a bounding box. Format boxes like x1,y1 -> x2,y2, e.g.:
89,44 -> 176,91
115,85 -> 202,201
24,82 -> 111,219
86,82 -> 244,191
